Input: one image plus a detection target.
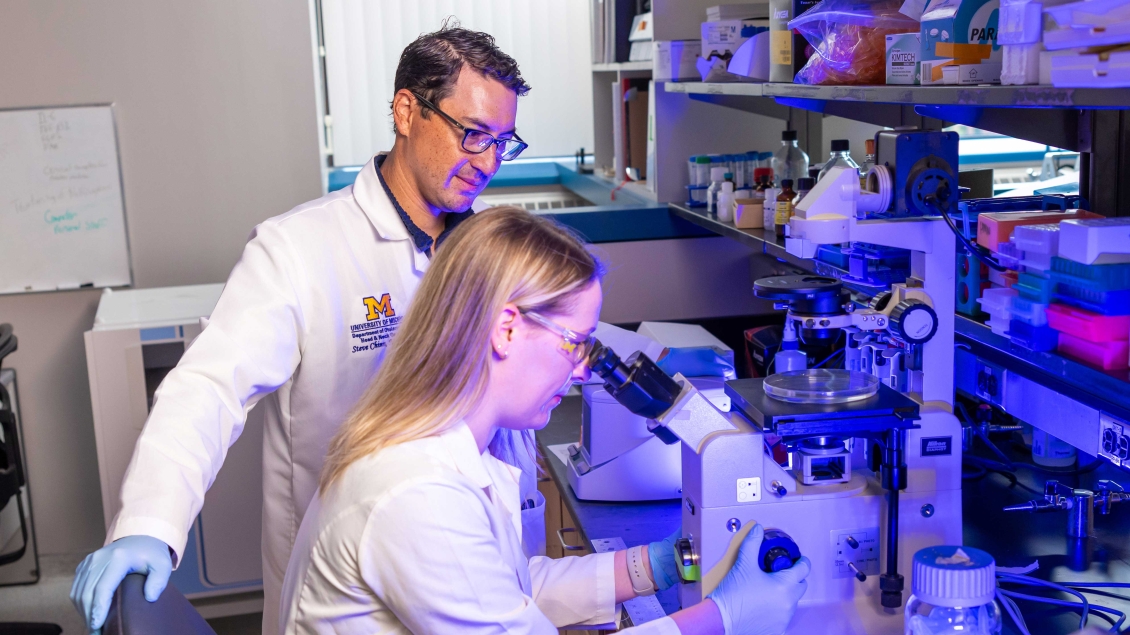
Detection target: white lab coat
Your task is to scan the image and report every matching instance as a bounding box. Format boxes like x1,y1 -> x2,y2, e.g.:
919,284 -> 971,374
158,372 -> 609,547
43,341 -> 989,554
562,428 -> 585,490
280,423 -> 680,634
107,155 -> 514,634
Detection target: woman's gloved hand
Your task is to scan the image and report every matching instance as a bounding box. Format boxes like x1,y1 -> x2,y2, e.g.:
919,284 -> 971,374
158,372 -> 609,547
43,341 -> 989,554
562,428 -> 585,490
707,525 -> 811,635
647,529 -> 681,591
71,535 -> 173,632
656,347 -> 736,379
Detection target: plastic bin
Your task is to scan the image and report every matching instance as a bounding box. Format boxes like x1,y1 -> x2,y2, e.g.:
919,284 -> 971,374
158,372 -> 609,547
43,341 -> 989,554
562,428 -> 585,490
1015,272 -> 1055,303
1013,223 -> 1060,255
1050,257 -> 1130,290
1054,284 -> 1130,315
1010,296 -> 1049,326
1057,332 -> 1130,370
978,287 -> 1018,315
997,240 -> 1023,269
1046,303 -> 1130,342
1009,319 -> 1059,351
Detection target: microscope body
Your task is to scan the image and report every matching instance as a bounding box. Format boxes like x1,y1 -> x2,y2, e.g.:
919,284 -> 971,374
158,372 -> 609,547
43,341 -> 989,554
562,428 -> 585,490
657,375 -> 962,634
589,130 -> 966,633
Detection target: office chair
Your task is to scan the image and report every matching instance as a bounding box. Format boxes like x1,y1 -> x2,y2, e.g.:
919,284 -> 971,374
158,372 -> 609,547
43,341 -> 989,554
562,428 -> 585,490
0,324 -> 60,635
103,574 -> 217,635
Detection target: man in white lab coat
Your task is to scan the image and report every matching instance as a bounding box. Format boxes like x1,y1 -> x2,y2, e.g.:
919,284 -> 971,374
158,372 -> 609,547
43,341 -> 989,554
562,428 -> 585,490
71,25 -> 534,634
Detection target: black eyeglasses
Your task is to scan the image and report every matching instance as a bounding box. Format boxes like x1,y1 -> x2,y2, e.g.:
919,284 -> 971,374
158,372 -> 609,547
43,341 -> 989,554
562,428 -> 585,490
412,92 -> 528,161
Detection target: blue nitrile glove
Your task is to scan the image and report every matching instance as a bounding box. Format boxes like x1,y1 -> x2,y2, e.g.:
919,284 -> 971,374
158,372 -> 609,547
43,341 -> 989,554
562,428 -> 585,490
707,525 -> 811,635
656,347 -> 736,379
71,535 -> 173,632
648,529 -> 681,591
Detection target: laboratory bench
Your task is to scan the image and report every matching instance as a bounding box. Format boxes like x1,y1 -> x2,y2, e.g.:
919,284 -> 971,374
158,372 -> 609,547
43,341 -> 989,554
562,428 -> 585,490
537,395 -> 1130,634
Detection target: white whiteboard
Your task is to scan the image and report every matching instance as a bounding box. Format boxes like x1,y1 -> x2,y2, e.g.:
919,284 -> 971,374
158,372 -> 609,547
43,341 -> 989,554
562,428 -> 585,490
0,105 -> 132,294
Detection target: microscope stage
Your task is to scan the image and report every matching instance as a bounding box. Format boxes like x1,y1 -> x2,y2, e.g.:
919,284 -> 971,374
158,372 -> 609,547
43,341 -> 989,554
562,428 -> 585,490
725,377 -> 920,439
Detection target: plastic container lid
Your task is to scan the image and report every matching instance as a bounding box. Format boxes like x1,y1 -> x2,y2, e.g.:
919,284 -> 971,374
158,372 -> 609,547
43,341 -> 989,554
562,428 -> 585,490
695,155 -> 711,164
912,546 -> 997,608
763,369 -> 880,403
782,130 -> 798,141
831,139 -> 850,152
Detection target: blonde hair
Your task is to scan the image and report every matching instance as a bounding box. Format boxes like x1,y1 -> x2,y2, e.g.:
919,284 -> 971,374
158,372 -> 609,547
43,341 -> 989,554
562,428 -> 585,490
320,206 -> 603,491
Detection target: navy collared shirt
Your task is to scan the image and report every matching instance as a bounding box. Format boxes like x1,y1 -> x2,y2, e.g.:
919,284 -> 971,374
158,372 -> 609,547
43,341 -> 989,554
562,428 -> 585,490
374,154 -> 474,255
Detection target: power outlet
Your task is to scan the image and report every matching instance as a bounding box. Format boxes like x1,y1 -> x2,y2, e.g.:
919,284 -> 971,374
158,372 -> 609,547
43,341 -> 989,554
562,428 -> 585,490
974,360 -> 1006,405
1098,414 -> 1129,467
831,527 -> 880,579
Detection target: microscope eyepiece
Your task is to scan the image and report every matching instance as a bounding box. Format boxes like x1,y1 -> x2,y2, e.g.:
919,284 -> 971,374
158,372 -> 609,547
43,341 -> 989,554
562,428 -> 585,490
584,339 -> 682,421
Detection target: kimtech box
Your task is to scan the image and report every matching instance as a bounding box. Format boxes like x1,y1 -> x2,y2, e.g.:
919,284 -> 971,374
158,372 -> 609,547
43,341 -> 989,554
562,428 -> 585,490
886,33 -> 921,84
920,0 -> 1003,84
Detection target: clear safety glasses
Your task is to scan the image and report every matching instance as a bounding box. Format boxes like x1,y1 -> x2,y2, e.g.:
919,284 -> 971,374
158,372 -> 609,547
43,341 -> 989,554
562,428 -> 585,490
412,92 -> 528,161
520,310 -> 595,366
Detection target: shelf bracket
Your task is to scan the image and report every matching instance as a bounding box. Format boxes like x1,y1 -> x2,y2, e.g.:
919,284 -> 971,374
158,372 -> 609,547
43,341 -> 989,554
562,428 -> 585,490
687,93 -> 791,121
915,105 -> 1081,151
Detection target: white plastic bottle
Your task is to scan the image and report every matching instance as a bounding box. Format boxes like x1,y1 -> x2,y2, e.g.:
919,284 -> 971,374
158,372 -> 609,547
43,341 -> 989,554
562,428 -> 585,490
1031,428 -> 1077,467
774,321 -> 807,372
906,546 -> 1002,635
718,181 -> 735,223
706,166 -> 726,215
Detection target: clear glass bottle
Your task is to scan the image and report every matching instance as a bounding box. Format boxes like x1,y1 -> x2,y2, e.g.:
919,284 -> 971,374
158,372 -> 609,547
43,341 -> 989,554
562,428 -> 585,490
796,177 -> 815,205
771,131 -> 810,188
906,546 -> 1002,635
818,139 -> 861,183
860,139 -> 876,190
774,179 -> 797,238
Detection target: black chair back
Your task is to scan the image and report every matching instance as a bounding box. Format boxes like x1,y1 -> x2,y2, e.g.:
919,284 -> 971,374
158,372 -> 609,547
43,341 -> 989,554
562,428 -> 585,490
103,574 -> 218,635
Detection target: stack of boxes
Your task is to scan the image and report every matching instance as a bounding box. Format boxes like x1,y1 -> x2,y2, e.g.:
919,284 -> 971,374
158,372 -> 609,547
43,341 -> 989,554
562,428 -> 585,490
975,214 -> 1130,369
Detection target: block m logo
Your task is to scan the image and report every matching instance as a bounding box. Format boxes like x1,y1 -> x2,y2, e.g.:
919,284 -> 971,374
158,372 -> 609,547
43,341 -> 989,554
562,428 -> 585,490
363,294 -> 396,321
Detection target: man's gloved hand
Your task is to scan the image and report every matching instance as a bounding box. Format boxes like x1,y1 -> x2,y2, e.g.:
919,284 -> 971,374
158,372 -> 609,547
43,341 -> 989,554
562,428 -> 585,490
647,529 -> 681,591
707,525 -> 811,635
656,347 -> 736,379
71,535 -> 173,632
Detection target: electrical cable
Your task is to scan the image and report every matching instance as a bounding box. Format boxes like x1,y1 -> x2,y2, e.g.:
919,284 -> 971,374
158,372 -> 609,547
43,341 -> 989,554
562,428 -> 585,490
925,196 -> 1010,272
998,588 -> 1032,635
963,455 -> 1044,495
999,589 -> 1126,631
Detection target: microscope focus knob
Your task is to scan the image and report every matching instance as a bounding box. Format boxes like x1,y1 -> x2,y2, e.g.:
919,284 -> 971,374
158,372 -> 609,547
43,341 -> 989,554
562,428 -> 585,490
889,300 -> 938,345
759,529 -> 802,573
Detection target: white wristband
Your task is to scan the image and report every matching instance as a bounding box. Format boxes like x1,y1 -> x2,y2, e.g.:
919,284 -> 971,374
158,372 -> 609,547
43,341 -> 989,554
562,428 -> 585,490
626,545 -> 656,596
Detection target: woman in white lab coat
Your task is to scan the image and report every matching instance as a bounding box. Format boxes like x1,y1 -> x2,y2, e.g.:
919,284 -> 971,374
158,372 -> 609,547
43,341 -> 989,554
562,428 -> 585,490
279,206 -> 811,635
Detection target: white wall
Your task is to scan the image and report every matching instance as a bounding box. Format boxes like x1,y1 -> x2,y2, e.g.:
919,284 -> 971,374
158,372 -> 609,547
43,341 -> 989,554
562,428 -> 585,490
0,0 -> 323,554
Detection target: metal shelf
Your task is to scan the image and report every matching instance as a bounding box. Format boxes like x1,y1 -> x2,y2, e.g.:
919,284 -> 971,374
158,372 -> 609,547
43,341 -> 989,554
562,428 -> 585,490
592,61 -> 652,73
667,81 -> 1130,109
667,203 -> 888,296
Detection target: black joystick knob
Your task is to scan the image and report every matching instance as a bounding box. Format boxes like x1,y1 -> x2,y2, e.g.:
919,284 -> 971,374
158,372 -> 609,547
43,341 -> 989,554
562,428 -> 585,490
758,529 -> 802,573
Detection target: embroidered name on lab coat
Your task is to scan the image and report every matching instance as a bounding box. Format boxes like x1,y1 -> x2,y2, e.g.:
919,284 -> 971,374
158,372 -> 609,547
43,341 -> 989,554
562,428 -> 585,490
350,294 -> 402,353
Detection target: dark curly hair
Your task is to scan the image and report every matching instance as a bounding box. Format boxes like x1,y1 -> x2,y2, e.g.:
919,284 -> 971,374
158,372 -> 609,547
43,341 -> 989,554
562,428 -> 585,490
393,18 -> 530,127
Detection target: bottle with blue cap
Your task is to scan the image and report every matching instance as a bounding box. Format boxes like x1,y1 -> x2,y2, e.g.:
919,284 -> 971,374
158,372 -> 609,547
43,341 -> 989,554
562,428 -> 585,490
906,546 -> 1002,635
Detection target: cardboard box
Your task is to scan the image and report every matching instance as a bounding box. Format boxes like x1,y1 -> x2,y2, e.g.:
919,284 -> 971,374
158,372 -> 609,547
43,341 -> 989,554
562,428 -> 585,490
654,40 -> 702,81
886,33 -> 921,84
976,209 -> 1101,250
700,19 -> 770,81
734,199 -> 765,228
920,0 -> 1003,84
702,19 -> 770,59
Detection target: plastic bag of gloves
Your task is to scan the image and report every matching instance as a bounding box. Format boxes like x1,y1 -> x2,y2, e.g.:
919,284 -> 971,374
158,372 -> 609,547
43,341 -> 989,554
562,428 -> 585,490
789,0 -> 920,84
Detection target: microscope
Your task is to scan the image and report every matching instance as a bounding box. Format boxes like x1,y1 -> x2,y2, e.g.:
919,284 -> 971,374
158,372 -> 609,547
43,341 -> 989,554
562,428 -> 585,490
588,131 -> 965,634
